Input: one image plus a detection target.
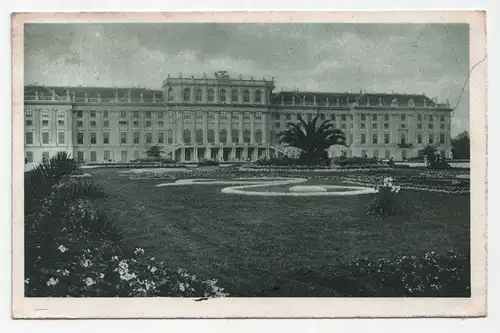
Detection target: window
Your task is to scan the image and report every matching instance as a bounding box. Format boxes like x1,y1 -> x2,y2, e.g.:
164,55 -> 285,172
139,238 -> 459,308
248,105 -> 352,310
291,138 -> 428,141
274,113 -> 280,120
145,111 -> 151,119
90,121 -> 97,128
26,119 -> 33,126
373,150 -> 379,158
417,133 -> 422,144
77,111 -> 83,118
360,123 -> 366,129
373,114 -> 378,121
372,122 -> 377,129
429,115 -> 434,122
77,151 -> 84,162
207,129 -> 215,143
158,132 -> 165,144
255,129 -> 262,144
417,114 -> 422,121
103,110 -> 109,118
158,121 -> 164,127
401,114 -> 406,121
307,114 -> 312,121
255,90 -> 262,103
275,122 -> 281,129
184,111 -> 192,119
341,123 -> 346,129
361,150 -> 367,157
103,132 -> 110,144
134,151 -> 140,160
401,150 -> 407,160
372,134 -> 378,144
42,109 -> 49,117
195,88 -> 202,102
331,114 -> 336,121
58,132 -> 65,144
207,89 -> 214,102
183,129 -> 191,144
121,111 -> 127,118
167,129 -> 173,144
133,120 -> 140,127
220,129 -> 227,143
133,111 -> 139,118
146,132 -> 152,144
231,89 -> 238,103
133,132 -> 140,144
42,132 -> 49,144
232,112 -> 238,119
360,133 -> 366,144
183,88 -> 191,101
429,134 -> 434,144
120,132 -> 127,144
384,123 -> 389,129
25,109 -> 33,117
58,109 -> 65,117
232,129 -> 239,143
42,120 -> 49,127
243,90 -> 250,102
90,151 -> 97,162
77,132 -> 84,144
121,150 -> 127,162
285,113 -> 291,120
417,123 -> 422,129
320,113 -> 325,121
119,120 -> 128,125
384,114 -> 389,121
440,115 -> 445,122
25,132 -> 33,144
440,133 -> 445,144
90,111 -> 96,118
219,89 -> 226,102
58,119 -> 64,126
104,150 -> 111,161
42,152 -> 50,164
361,114 -> 366,121
400,123 -> 406,129
385,150 -> 391,159
384,133 -> 390,144
429,123 -> 434,129
400,133 -> 406,144
167,87 -> 173,101
103,120 -> 109,128
440,123 -> 445,129
341,114 -> 346,121
157,112 -> 164,119
26,151 -> 33,163
145,121 -> 152,127
255,112 -> 261,119
193,129 -> 202,145
90,132 -> 97,144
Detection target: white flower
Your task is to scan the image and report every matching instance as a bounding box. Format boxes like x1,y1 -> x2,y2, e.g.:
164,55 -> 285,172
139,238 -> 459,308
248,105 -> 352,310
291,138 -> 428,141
84,277 -> 96,286
150,266 -> 157,273
111,256 -> 118,261
178,283 -> 186,292
46,277 -> 59,287
120,272 -> 137,281
134,247 -> 145,256
80,259 -> 91,268
57,268 -> 70,276
99,273 -> 105,279
57,245 -> 68,253
24,278 -> 30,284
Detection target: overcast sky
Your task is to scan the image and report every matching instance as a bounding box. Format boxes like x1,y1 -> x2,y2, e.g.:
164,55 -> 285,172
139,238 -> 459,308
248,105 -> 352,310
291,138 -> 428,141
24,23 -> 469,136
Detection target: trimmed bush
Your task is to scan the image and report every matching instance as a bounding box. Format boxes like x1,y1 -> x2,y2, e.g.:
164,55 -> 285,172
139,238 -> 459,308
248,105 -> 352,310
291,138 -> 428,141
198,159 -> 219,167
333,156 -> 380,167
366,177 -> 401,216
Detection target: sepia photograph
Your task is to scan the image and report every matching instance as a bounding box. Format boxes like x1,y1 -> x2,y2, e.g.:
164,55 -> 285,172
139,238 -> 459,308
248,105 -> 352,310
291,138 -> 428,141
11,11 -> 487,318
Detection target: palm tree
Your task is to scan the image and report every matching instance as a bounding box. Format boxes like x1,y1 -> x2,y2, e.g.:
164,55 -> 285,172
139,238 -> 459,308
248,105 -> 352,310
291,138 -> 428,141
278,113 -> 346,165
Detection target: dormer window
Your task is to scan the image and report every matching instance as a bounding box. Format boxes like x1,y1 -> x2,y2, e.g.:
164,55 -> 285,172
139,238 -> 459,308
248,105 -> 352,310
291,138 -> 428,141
219,89 -> 226,102
183,88 -> 190,102
408,98 -> 415,107
167,87 -> 173,101
243,90 -> 250,102
255,90 -> 262,103
391,98 -> 399,107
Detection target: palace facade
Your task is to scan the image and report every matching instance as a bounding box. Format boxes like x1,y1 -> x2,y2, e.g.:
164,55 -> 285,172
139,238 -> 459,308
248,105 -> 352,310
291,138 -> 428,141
23,72 -> 453,165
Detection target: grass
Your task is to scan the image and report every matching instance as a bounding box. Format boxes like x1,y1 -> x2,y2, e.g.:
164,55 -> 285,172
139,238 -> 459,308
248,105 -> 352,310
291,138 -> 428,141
88,168 -> 470,296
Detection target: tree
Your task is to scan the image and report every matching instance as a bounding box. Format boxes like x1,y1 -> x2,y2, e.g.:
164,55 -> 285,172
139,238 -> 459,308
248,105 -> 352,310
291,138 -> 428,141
451,131 -> 470,159
144,145 -> 164,160
420,144 -> 437,166
278,113 -> 346,165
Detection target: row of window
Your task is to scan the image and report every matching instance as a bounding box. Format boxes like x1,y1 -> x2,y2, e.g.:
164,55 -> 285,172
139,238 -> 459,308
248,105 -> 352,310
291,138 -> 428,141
358,132 -> 446,145
25,109 -> 66,117
273,113 -> 447,122
168,87 -> 263,103
25,131 -> 65,144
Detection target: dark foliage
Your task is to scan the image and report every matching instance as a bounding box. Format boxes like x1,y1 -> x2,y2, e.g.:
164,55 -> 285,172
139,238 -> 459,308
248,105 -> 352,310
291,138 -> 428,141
333,156 -> 380,167
451,131 -> 470,160
197,159 -> 219,167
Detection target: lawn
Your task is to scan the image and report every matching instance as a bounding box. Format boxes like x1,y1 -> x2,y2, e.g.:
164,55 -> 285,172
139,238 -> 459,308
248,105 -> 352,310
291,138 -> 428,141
88,168 -> 470,296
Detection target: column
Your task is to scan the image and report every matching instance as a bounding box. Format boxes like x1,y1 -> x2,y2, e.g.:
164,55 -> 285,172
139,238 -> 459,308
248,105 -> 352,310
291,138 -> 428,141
262,112 -> 268,145
250,112 -> 256,144
352,113 -> 360,145
218,147 -> 223,161
408,114 -> 415,144
243,147 -> 248,160
178,111 -> 184,144
214,112 -> 220,144
231,147 -> 236,160
227,113 -> 232,144
391,114 -> 398,144
193,147 -> 198,161
238,113 -> 244,144
367,114 -> 372,145
202,112 -> 208,144
191,111 -> 196,146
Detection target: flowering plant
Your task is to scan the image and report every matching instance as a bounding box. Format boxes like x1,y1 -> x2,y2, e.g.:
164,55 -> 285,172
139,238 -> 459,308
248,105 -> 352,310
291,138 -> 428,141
365,177 -> 401,216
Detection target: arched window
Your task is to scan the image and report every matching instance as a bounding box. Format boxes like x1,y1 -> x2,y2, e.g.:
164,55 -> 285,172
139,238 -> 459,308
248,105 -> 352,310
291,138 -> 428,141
183,88 -> 191,102
207,129 -> 215,143
195,88 -> 202,102
167,87 -> 173,101
167,129 -> 173,144
231,89 -> 239,103
243,129 -> 251,143
207,89 -> 214,102
195,129 -> 203,144
243,90 -> 250,102
400,133 -> 406,144
219,129 -> 227,143
219,89 -> 226,102
255,90 -> 262,103
183,129 -> 191,144
255,129 -> 262,144
232,129 -> 239,143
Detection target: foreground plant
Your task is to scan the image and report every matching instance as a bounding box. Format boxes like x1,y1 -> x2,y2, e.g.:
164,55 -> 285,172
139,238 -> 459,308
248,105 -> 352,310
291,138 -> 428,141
365,177 -> 401,216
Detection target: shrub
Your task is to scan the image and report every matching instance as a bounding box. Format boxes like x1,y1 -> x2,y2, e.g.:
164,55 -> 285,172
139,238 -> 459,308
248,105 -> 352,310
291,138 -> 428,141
332,250 -> 470,297
333,156 -> 380,167
198,159 -> 219,167
365,177 -> 401,216
430,159 -> 451,169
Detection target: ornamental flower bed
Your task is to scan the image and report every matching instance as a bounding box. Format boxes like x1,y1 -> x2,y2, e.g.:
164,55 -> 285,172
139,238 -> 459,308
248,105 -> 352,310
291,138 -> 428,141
366,177 -> 401,216
330,250 -> 470,297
